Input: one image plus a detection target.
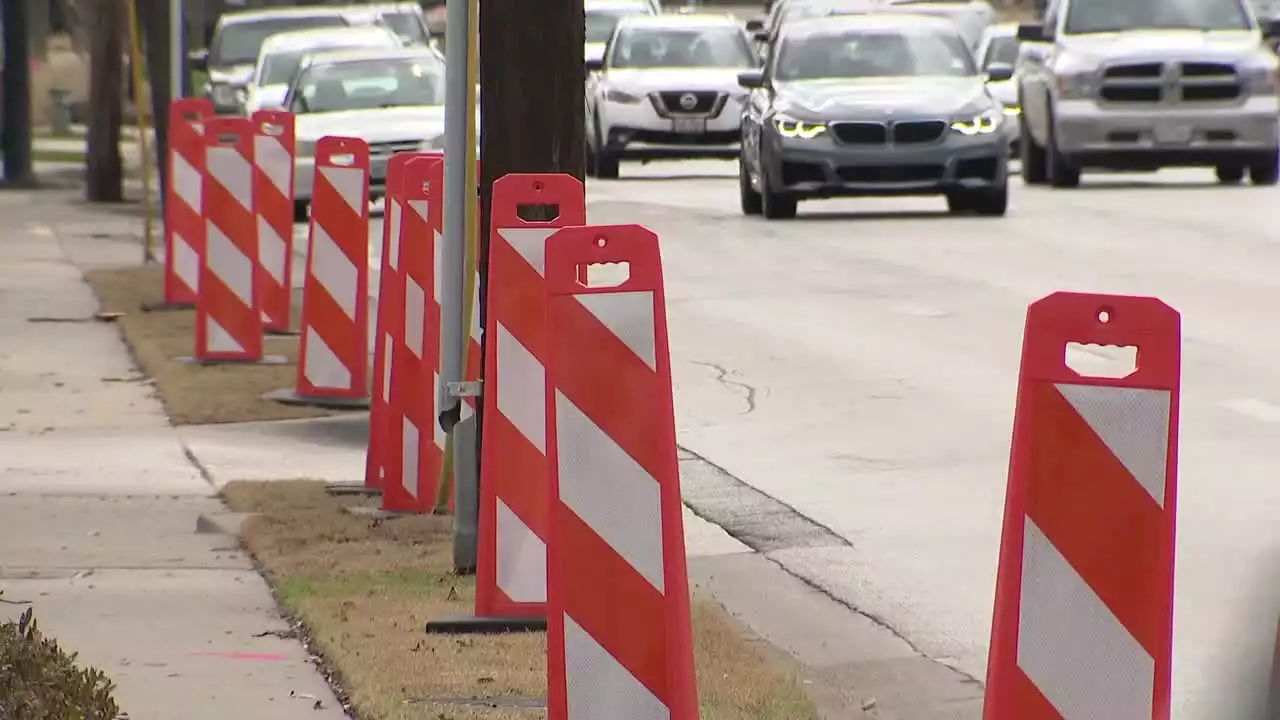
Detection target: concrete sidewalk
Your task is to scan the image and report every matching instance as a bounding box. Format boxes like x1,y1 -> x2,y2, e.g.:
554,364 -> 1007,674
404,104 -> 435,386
0,189 -> 347,719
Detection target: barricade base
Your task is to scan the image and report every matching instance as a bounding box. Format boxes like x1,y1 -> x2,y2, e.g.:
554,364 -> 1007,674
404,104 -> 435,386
324,481 -> 382,497
141,301 -> 196,313
424,615 -> 547,635
175,354 -> 290,366
262,387 -> 372,410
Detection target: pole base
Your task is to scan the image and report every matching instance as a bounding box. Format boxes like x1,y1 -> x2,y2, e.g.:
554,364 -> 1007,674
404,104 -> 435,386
175,354 -> 290,366
324,481 -> 382,497
263,388 -> 371,410
141,301 -> 195,312
424,615 -> 547,635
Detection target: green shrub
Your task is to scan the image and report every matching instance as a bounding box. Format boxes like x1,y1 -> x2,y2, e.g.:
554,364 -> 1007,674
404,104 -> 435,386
0,591 -> 119,720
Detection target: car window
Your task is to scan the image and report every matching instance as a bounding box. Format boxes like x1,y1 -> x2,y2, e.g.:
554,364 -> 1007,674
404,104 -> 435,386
981,34 -> 1017,67
586,7 -> 652,44
376,11 -> 430,44
211,16 -> 349,66
1064,0 -> 1250,33
775,27 -> 976,80
291,56 -> 446,113
261,39 -> 397,85
610,26 -> 757,68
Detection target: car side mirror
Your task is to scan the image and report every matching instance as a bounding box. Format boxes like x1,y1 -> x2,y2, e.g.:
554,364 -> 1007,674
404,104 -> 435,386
1016,22 -> 1048,42
737,69 -> 765,89
745,18 -> 764,31
985,63 -> 1014,82
1262,18 -> 1280,39
188,48 -> 209,70
752,29 -> 770,43
585,57 -> 604,73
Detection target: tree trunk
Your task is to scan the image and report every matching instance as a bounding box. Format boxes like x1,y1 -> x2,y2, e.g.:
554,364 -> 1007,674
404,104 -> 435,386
84,0 -> 123,202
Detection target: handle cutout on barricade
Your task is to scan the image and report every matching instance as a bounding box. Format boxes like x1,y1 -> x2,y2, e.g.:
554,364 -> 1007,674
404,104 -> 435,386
259,122 -> 285,136
1064,342 -> 1138,379
216,133 -> 240,145
328,153 -> 355,167
517,203 -> 560,223
583,261 -> 631,288
183,112 -> 203,122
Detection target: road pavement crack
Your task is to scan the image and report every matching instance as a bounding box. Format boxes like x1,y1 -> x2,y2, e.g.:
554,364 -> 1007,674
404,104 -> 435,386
690,360 -> 759,414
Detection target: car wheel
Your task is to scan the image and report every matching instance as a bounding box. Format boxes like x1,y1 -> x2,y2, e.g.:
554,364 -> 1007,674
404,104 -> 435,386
739,156 -> 762,216
1215,165 -> 1245,185
293,200 -> 309,224
945,190 -> 973,214
1045,107 -> 1081,189
759,159 -> 797,220
593,113 -> 620,180
1019,112 -> 1047,185
1249,153 -> 1279,186
971,184 -> 1009,217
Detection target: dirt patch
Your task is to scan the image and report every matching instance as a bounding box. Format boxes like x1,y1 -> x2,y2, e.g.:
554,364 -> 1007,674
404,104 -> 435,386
83,264 -> 341,425
222,480 -> 820,720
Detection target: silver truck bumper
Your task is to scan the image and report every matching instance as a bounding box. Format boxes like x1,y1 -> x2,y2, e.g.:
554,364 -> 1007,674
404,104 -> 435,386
1055,96 -> 1280,159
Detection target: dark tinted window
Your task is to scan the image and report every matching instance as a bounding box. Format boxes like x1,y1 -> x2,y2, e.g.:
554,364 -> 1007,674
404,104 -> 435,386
212,16 -> 348,66
981,34 -> 1017,67
776,27 -> 976,80
1064,0 -> 1249,33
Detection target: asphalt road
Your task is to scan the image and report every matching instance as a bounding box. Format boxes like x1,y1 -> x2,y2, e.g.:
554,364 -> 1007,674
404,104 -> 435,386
292,160 -> 1280,717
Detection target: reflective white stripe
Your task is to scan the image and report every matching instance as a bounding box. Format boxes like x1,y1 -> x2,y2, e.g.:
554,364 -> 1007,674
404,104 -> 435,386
257,215 -> 287,283
205,222 -> 254,306
432,371 -> 445,449
254,135 -> 292,196
206,146 -> 253,211
172,152 -> 202,212
496,322 -> 545,453
575,292 -> 656,371
496,499 -> 546,603
432,229 -> 443,302
404,278 -> 426,359
320,165 -> 366,214
1018,519 -> 1155,720
402,417 -> 420,500
206,316 -> 244,353
498,227 -> 557,277
470,274 -> 482,341
387,198 -> 404,272
172,230 -> 201,292
309,223 -> 358,319
1055,384 -> 1171,506
380,334 -> 393,402
554,390 -> 665,593
563,614 -> 669,720
302,328 -> 351,390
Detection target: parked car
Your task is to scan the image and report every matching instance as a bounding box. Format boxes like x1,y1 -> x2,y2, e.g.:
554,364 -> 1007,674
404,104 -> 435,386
586,0 -> 659,67
283,46 -> 448,220
737,13 -> 1011,218
243,25 -> 403,116
975,23 -> 1020,153
585,13 -> 760,178
340,2 -> 434,47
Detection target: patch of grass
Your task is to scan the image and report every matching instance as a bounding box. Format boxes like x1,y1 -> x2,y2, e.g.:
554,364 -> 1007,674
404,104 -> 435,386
0,148 -> 88,164
222,480 -> 821,720
82,264 -> 343,425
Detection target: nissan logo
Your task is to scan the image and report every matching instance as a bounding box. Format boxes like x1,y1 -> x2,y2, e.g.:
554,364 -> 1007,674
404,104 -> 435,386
678,93 -> 698,110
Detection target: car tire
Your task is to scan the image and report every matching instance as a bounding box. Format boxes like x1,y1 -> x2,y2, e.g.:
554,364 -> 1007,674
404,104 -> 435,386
293,200 -> 309,224
739,157 -> 763,216
759,160 -> 797,220
972,184 -> 1009,217
1045,107 -> 1081,189
1249,153 -> 1279,186
593,113 -> 620,179
945,190 -> 973,214
1019,112 -> 1048,185
1215,165 -> 1245,185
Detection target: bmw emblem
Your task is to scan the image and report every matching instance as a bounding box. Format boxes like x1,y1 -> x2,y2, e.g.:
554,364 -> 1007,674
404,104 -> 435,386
679,93 -> 698,110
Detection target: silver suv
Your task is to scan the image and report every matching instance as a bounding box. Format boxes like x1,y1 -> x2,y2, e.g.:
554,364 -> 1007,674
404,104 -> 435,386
1016,0 -> 1280,187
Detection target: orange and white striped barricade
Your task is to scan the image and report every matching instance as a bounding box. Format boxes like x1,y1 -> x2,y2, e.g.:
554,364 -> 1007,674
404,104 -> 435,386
365,152 -> 426,493
154,97 -> 212,311
185,117 -> 283,365
984,291 -> 1181,720
251,110 -> 297,335
380,154 -> 447,513
472,173 -> 586,623
544,224 -> 699,720
265,136 -> 371,409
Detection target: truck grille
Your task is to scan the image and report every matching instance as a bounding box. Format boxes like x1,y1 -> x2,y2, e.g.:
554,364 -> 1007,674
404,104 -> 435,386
1098,61 -> 1241,104
829,120 -> 946,145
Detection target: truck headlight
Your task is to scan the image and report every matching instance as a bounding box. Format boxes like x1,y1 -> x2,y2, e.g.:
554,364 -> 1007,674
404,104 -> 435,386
1053,71 -> 1096,100
1240,63 -> 1280,94
773,114 -> 826,139
604,88 -> 644,104
951,108 -> 1003,136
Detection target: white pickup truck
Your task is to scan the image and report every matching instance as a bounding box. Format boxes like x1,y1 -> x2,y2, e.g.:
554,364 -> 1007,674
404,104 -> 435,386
1015,0 -> 1280,187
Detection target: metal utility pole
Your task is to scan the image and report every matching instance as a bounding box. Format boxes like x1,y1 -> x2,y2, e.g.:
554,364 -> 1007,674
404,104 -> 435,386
171,0 -> 184,99
141,0 -> 174,209
1,0 -> 35,185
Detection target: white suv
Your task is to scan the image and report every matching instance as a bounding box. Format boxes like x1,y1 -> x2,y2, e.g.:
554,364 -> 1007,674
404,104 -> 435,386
585,13 -> 760,178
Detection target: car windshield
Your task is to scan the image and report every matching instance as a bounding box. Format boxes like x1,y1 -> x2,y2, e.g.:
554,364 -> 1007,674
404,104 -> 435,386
610,26 -> 756,68
292,56 -> 446,113
1064,0 -> 1250,33
776,27 -> 975,80
586,7 -> 651,43
374,12 -> 430,44
981,34 -> 1017,67
261,40 -> 394,86
211,16 -> 348,66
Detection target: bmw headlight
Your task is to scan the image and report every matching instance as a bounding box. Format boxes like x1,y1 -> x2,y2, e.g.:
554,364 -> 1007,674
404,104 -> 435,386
604,88 -> 644,104
773,114 -> 826,139
951,108 -> 1003,136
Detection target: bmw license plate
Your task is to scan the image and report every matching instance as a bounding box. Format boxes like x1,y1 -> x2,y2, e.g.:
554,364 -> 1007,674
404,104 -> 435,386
672,117 -> 706,135
1153,121 -> 1191,145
